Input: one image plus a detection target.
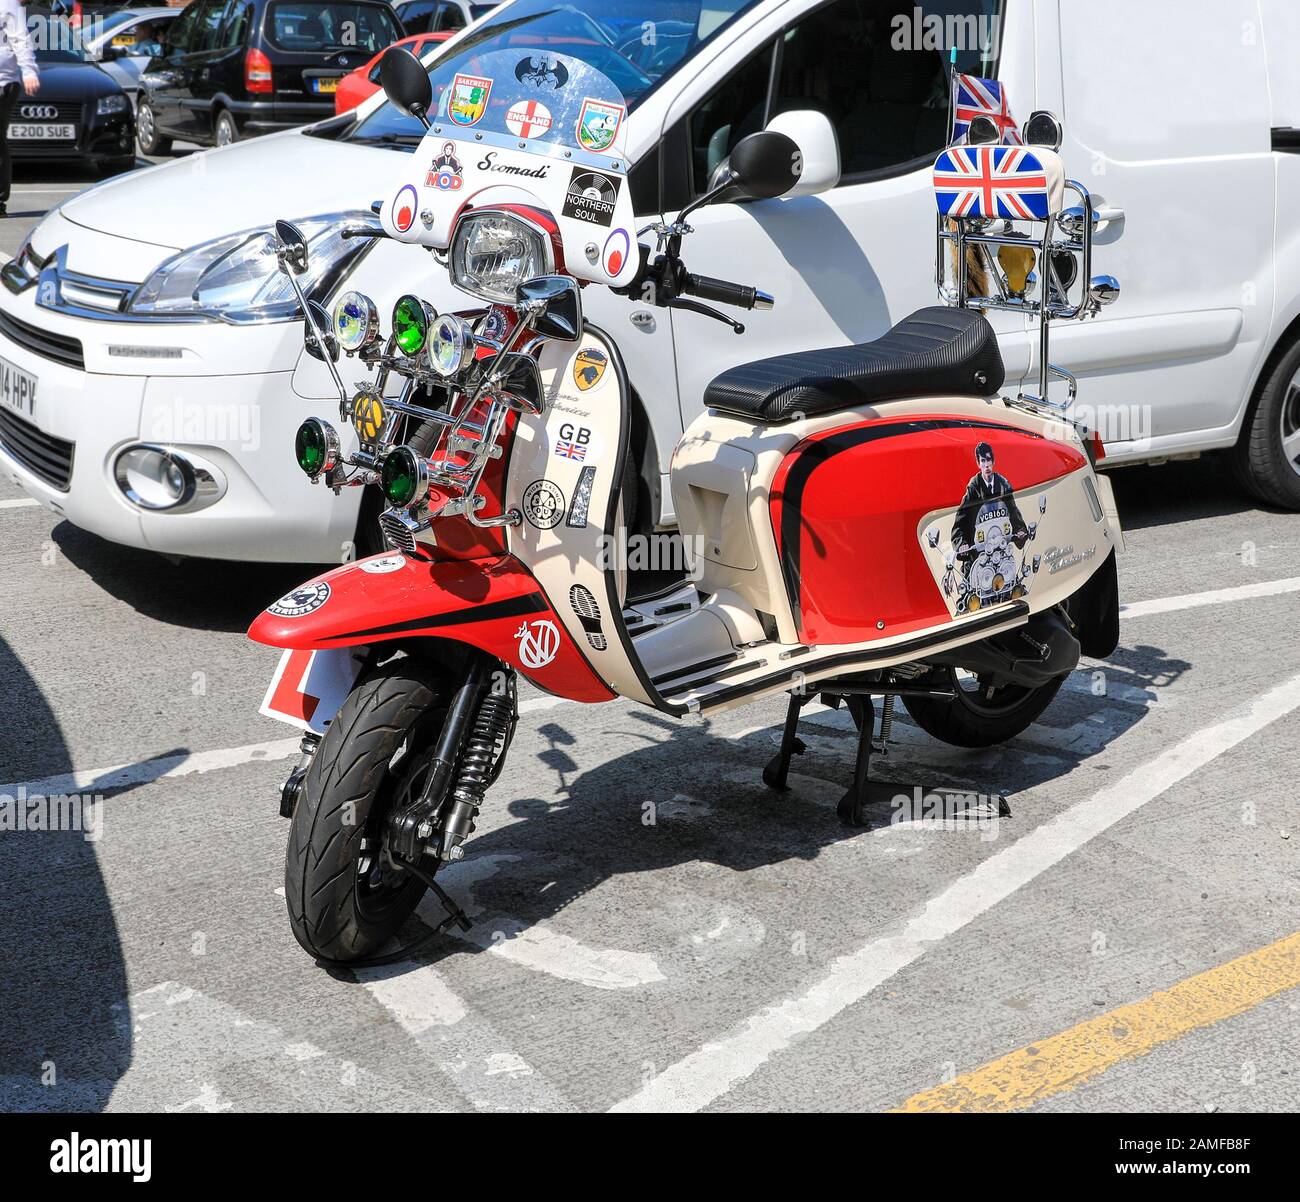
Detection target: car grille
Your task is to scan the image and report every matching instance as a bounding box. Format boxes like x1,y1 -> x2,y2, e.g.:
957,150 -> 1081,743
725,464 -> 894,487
0,408 -> 74,491
0,308 -> 85,369
13,101 -> 82,124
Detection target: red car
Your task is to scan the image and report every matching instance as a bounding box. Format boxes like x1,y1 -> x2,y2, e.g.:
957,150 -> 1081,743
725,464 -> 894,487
335,31 -> 452,115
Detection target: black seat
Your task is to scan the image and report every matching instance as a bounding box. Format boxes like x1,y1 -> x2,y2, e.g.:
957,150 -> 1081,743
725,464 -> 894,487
704,307 -> 1005,424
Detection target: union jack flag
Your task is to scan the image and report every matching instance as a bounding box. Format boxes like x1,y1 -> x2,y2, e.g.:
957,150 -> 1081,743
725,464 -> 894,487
933,145 -> 1051,221
554,439 -> 587,461
951,73 -> 1022,145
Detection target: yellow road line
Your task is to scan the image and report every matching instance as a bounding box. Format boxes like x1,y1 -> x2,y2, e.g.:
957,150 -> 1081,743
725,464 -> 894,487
893,931 -> 1300,1112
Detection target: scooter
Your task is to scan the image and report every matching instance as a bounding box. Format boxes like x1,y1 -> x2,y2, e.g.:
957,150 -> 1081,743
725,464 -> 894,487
250,47 -> 1123,964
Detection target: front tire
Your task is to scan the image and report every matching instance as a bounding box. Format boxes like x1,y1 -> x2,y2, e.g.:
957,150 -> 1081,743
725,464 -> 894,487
136,99 -> 171,156
285,658 -> 449,962
902,667 -> 1065,748
1231,336 -> 1300,510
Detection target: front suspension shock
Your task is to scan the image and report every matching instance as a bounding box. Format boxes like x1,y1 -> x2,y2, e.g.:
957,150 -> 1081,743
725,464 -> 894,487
438,673 -> 517,861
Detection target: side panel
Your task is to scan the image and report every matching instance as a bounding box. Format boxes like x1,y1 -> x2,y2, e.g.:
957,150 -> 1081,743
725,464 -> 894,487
248,552 -> 612,703
770,415 -> 1087,645
505,325 -> 677,711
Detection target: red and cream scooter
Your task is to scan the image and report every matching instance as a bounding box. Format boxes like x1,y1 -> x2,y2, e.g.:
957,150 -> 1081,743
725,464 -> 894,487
250,49 -> 1124,964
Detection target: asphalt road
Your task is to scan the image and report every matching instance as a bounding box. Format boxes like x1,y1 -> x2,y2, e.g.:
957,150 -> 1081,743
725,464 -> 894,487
1,158 -> 1299,1114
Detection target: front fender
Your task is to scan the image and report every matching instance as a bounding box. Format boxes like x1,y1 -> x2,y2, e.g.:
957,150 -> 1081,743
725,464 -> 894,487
249,551 -> 612,702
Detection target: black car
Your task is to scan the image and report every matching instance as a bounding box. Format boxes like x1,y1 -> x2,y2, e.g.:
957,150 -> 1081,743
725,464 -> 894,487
11,18 -> 136,175
393,1 -> 496,36
136,0 -> 403,153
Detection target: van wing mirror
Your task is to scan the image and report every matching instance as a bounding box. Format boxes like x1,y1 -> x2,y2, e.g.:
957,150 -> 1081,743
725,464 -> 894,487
764,110 -> 840,196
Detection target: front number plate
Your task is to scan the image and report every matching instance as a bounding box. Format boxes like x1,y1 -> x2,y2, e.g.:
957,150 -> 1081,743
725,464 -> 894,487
8,123 -> 76,140
0,354 -> 38,418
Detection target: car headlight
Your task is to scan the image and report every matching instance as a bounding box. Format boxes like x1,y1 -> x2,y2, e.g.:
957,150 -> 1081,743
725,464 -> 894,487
129,212 -> 376,323
96,94 -> 129,116
449,210 -> 552,305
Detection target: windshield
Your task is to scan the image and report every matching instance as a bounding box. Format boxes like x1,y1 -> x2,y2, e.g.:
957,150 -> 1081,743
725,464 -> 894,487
267,2 -> 403,54
348,0 -> 763,147
30,18 -> 89,63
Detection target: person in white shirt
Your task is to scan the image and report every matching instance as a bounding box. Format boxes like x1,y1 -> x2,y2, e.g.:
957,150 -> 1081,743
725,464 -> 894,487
0,0 -> 39,216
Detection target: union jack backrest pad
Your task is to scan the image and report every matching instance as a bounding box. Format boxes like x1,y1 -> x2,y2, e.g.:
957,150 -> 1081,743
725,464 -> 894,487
933,145 -> 1066,221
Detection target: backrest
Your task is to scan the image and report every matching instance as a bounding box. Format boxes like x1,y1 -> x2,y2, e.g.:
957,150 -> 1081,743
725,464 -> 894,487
933,144 -> 1065,222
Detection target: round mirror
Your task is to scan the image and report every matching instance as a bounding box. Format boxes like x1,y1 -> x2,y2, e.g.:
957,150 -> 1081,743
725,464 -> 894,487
1023,110 -> 1064,151
380,47 -> 433,118
727,130 -> 802,201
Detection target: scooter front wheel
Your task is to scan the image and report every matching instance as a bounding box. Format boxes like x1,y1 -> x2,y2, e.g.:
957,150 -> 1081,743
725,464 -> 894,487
901,667 -> 1065,748
285,658 -> 449,963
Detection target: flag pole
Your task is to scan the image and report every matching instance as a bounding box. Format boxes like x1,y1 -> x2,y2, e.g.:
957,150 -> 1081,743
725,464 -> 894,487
947,44 -> 959,144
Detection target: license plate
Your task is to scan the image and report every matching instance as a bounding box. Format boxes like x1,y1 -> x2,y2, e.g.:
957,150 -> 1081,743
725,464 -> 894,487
0,354 -> 38,418
311,77 -> 340,94
8,123 -> 76,141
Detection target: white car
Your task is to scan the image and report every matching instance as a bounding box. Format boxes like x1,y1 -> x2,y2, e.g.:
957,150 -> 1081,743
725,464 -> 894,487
3,0 -> 1299,564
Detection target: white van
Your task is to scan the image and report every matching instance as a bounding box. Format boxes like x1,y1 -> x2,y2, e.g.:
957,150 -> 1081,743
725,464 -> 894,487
2,0 -> 1296,563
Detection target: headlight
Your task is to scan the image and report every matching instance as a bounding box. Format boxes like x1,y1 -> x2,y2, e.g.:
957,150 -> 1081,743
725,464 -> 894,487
96,94 -> 130,116
449,210 -> 551,305
392,294 -> 435,356
129,212 -> 375,323
428,313 -> 475,377
380,446 -> 428,508
294,418 -> 340,480
333,290 -> 380,353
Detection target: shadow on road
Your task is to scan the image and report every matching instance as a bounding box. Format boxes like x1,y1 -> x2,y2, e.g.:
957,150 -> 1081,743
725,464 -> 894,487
0,636 -> 131,1113
52,521 -> 313,634
1107,455 -> 1265,531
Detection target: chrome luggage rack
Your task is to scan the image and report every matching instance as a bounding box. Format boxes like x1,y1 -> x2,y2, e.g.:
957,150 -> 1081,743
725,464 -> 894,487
936,175 -> 1121,414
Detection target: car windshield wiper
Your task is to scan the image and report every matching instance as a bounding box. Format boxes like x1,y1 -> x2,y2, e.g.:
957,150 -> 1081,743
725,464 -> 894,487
349,132 -> 423,149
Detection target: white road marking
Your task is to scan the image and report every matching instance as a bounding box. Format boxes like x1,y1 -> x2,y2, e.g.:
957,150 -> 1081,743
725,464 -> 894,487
609,669 -> 1300,1112
0,497 -> 39,510
357,963 -> 468,1032
0,736 -> 301,799
1120,576 -> 1300,619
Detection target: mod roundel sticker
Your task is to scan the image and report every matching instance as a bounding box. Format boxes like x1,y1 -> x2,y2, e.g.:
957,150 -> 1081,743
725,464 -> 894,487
392,184 -> 418,234
268,581 -> 331,618
602,228 -> 630,277
522,479 -> 565,529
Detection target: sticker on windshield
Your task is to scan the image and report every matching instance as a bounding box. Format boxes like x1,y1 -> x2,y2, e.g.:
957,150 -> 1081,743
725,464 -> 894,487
426,142 -> 464,191
392,184 -> 418,233
576,97 -> 624,154
562,168 -> 620,227
515,54 -> 568,91
505,99 -> 553,139
448,73 -> 492,126
602,228 -> 630,277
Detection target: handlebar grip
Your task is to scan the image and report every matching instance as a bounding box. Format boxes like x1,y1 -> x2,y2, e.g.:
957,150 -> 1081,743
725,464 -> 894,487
684,272 -> 760,310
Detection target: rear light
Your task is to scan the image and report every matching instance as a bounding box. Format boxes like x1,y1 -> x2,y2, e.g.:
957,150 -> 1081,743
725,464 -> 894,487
245,48 -> 273,94
1091,430 -> 1106,463
70,2 -> 82,28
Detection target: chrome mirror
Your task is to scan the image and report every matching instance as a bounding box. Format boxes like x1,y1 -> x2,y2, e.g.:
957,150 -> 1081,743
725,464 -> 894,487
966,115 -> 1000,145
303,299 -> 339,362
517,275 -> 582,342
275,219 -> 308,273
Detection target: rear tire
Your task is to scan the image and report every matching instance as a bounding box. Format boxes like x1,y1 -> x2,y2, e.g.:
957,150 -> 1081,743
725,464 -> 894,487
214,109 -> 239,147
136,99 -> 171,156
1231,336 -> 1300,510
285,658 -> 449,962
902,667 -> 1065,748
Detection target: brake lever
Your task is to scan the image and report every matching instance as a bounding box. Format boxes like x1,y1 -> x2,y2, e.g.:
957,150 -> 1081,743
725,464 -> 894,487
668,297 -> 745,335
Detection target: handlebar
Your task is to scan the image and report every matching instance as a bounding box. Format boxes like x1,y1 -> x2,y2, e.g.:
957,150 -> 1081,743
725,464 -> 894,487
682,273 -> 773,312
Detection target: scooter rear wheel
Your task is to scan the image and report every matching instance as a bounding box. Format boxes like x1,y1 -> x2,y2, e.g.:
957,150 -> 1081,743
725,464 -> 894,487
901,667 -> 1065,748
285,658 -> 449,962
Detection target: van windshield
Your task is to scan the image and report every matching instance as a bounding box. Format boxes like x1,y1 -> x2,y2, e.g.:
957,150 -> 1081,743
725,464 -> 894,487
345,0 -> 763,147
267,2 -> 403,54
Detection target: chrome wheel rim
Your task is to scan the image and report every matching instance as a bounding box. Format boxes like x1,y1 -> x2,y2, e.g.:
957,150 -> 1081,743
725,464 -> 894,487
138,104 -> 153,147
1282,374 -> 1300,478
216,117 -> 233,146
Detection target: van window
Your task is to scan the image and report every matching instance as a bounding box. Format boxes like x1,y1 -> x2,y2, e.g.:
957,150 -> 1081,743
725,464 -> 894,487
163,0 -> 207,54
267,2 -> 403,54
684,0 -> 1005,195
